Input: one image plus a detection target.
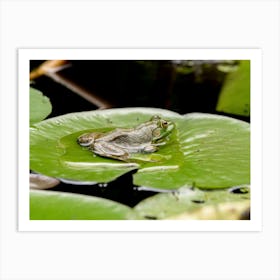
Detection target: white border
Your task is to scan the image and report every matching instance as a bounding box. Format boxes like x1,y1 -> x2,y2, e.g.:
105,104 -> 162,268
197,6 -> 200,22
19,49 -> 262,231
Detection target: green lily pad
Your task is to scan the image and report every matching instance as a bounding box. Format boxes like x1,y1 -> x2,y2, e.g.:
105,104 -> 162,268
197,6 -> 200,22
216,60 -> 250,117
134,186 -> 250,220
30,108 -> 250,190
30,108 -> 181,183
30,87 -> 52,125
30,190 -> 140,220
133,113 -> 250,189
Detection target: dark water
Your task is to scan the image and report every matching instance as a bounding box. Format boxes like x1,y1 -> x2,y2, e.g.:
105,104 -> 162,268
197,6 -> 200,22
49,171 -> 159,207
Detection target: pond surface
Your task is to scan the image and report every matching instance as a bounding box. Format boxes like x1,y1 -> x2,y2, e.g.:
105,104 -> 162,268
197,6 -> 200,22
49,171 -> 160,207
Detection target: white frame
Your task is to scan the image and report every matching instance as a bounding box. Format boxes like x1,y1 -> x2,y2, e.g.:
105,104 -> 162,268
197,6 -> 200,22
1,1 -> 279,279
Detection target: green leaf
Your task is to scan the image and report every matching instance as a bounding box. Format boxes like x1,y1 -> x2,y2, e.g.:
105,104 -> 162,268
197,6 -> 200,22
134,187 -> 205,219
133,113 -> 250,189
30,108 -> 181,183
216,60 -> 250,116
30,190 -> 140,220
30,87 -> 52,125
30,108 -> 250,190
134,186 -> 250,220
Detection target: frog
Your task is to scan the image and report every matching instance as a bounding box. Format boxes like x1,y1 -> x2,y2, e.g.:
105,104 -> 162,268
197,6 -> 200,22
77,115 -> 175,161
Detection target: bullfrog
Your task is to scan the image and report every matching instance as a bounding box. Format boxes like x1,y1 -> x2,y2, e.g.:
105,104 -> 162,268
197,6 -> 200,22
77,115 -> 175,161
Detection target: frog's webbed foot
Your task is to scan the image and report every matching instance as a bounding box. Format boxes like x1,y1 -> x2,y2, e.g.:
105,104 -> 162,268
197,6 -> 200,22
91,142 -> 129,160
153,141 -> 166,147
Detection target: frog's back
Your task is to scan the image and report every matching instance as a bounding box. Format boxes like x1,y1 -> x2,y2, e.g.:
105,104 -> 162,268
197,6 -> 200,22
110,130 -> 152,146
93,122 -> 156,147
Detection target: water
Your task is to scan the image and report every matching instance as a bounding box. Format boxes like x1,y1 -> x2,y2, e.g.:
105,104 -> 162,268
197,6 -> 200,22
49,170 -> 160,207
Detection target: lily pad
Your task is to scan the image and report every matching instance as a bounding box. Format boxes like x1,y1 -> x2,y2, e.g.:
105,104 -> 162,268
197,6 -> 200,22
30,87 -> 52,125
30,108 -> 181,183
134,186 -> 250,220
133,113 -> 250,189
216,60 -> 250,117
30,108 -> 250,190
30,190 -> 140,220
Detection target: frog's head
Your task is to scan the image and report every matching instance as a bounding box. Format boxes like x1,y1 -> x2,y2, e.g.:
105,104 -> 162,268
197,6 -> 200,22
150,115 -> 175,142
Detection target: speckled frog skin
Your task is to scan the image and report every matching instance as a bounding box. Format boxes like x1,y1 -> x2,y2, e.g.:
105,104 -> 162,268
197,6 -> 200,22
77,116 -> 175,161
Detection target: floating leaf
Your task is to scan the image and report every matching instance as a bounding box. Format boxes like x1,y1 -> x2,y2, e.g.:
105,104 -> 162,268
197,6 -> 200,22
133,113 -> 250,189
30,108 -> 181,183
30,87 -> 52,125
30,108 -> 250,190
134,187 -> 205,219
134,186 -> 250,220
30,190 -> 140,220
216,60 -> 250,116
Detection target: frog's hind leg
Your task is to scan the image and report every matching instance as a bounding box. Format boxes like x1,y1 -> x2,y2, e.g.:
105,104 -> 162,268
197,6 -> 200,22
91,142 -> 129,161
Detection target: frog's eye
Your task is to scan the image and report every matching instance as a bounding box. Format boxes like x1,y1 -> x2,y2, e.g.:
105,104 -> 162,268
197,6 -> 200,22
160,120 -> 169,128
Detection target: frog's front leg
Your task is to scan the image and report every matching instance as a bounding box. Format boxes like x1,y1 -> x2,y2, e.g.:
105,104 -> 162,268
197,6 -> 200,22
142,144 -> 158,153
153,141 -> 166,147
142,141 -> 167,153
91,142 -> 129,160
